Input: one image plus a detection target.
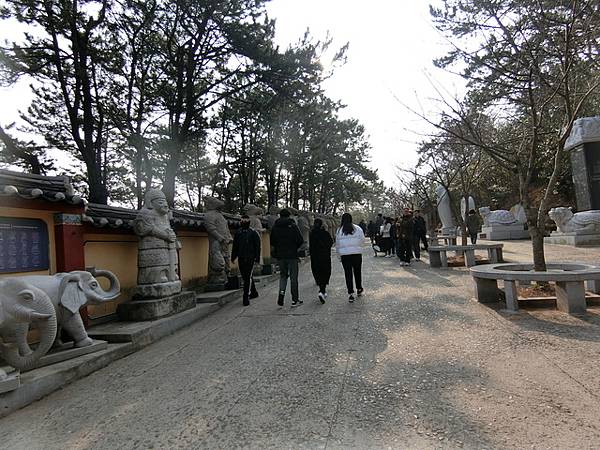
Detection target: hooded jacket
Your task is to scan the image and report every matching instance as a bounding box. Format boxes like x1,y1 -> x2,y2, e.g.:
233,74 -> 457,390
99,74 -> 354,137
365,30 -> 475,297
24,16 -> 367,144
270,217 -> 304,259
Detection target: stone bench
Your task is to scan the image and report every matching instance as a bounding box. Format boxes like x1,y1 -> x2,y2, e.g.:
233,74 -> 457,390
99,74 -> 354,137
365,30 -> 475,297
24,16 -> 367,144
428,235 -> 457,246
470,263 -> 600,315
429,244 -> 504,268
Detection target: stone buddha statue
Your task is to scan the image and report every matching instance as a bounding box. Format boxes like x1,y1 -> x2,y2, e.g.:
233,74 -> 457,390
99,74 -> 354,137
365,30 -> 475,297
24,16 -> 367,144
243,204 -> 264,232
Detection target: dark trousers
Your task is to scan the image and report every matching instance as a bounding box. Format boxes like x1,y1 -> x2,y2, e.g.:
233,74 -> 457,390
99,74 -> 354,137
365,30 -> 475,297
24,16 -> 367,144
390,238 -> 397,255
415,232 -> 428,250
470,233 -> 478,244
278,258 -> 299,301
398,239 -> 411,263
341,254 -> 362,294
238,258 -> 258,300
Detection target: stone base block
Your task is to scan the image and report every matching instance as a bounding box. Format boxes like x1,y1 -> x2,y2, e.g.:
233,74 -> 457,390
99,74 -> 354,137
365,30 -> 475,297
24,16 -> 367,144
32,340 -> 108,370
544,232 -> 600,247
117,291 -> 196,321
133,280 -> 182,299
479,225 -> 529,240
0,366 -> 20,394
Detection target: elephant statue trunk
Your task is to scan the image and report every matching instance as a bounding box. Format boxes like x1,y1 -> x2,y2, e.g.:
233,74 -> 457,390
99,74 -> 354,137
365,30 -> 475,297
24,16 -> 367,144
90,269 -> 121,301
0,279 -> 58,371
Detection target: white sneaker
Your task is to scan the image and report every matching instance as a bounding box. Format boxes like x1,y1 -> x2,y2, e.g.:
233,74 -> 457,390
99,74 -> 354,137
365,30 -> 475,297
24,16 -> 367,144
324,292 -> 328,299
415,258 -> 421,261
348,294 -> 355,303
318,292 -> 326,304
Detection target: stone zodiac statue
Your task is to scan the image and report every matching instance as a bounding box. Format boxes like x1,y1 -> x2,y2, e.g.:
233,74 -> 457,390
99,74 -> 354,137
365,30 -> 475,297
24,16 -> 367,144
478,207 -> 518,227
204,196 -> 233,287
243,204 -> 264,232
134,189 -> 181,298
266,205 -> 280,230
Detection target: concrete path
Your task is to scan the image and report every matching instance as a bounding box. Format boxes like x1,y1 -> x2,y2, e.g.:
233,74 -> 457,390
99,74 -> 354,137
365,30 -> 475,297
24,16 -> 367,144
1,241 -> 600,449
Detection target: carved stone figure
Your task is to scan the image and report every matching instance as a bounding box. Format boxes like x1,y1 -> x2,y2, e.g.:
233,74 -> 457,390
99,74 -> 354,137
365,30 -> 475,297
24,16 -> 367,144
549,207 -> 600,233
204,196 -> 233,287
243,204 -> 264,232
478,207 -> 518,227
297,211 -> 311,255
266,205 -> 280,230
436,185 -> 456,234
0,278 -> 57,370
16,269 -> 120,348
133,189 -> 181,298
510,203 -> 528,224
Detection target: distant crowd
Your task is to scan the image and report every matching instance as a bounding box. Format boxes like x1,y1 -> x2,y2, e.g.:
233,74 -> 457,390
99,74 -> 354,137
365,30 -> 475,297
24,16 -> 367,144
366,209 -> 428,266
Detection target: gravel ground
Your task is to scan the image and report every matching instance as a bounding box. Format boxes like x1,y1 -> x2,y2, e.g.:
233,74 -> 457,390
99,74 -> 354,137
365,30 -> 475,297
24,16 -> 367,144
0,240 -> 599,449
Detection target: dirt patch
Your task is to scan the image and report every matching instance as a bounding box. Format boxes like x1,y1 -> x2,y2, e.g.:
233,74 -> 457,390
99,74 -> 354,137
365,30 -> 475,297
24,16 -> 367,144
518,284 -> 556,298
447,254 -> 488,267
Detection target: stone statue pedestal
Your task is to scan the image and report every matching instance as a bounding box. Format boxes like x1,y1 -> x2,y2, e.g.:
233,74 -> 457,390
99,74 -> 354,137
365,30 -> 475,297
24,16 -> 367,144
117,291 -> 196,321
479,224 -> 529,240
0,366 -> 20,394
544,230 -> 600,247
132,280 -> 181,299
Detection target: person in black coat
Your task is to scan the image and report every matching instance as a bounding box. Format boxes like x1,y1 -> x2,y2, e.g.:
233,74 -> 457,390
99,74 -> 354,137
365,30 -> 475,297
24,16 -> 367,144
270,208 -> 304,307
232,215 -> 261,306
309,218 -> 334,304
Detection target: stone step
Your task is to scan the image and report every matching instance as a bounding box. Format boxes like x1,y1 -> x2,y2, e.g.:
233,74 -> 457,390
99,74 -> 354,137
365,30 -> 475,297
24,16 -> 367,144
0,343 -> 134,418
32,340 -> 108,370
196,289 -> 240,305
88,303 -> 220,345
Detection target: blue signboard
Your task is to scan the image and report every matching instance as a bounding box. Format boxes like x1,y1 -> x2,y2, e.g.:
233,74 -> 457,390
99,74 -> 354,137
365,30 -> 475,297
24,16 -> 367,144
0,217 -> 49,273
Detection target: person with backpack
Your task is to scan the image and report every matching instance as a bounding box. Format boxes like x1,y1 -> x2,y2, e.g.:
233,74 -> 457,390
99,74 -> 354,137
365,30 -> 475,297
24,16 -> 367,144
231,214 -> 261,306
270,208 -> 304,307
309,218 -> 334,303
335,213 -> 365,303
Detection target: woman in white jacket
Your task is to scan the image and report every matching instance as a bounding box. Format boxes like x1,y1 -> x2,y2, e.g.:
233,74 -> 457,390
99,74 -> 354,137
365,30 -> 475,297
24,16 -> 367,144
335,213 -> 365,303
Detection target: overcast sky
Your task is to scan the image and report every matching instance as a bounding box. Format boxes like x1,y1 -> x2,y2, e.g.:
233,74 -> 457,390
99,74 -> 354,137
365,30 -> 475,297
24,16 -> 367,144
0,1 -> 465,188
266,0 -> 466,187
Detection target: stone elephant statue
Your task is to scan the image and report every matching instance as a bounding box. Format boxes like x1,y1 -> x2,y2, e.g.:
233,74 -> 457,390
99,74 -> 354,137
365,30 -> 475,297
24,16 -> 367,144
0,278 -> 58,371
18,269 -> 120,348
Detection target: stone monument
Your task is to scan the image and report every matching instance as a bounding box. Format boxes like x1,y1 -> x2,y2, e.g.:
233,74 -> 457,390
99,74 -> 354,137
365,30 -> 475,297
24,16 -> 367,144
118,189 -> 195,320
566,116 -> 600,211
204,196 -> 233,291
478,206 -> 529,240
460,196 -> 476,221
545,207 -> 600,246
545,116 -> 600,246
436,185 -> 456,235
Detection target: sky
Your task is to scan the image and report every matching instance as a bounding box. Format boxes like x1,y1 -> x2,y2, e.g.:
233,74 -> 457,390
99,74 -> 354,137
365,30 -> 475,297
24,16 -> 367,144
266,0 -> 466,187
0,1 -> 466,189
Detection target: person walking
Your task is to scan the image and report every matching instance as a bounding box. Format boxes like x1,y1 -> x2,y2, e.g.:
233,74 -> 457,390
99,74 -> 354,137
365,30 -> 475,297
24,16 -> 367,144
374,213 -> 384,236
466,209 -> 481,244
309,218 -> 334,303
390,217 -> 398,257
381,217 -> 393,257
413,209 -> 428,254
270,208 -> 304,307
335,213 -> 365,303
231,215 -> 261,306
397,209 -> 414,266
367,220 -> 377,244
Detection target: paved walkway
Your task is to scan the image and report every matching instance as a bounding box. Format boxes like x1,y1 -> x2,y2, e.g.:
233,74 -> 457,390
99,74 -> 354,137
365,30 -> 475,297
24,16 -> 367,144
1,241 -> 600,449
